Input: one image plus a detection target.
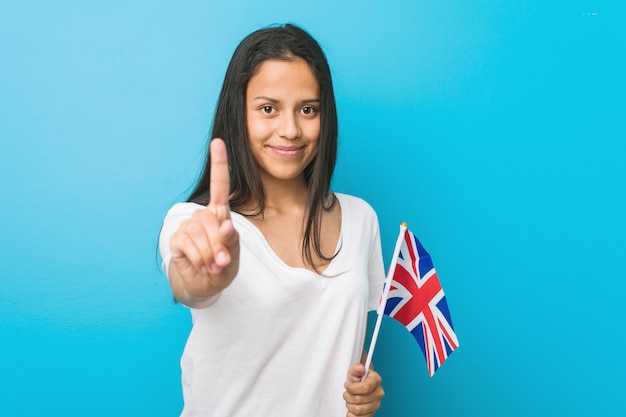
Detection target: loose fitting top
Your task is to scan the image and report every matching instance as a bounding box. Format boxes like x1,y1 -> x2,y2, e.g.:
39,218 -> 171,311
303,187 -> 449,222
159,193 -> 385,417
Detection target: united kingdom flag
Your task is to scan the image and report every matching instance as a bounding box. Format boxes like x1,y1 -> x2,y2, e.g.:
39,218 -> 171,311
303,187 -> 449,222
383,227 -> 459,376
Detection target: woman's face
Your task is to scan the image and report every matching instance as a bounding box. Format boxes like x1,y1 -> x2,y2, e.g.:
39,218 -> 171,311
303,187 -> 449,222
245,58 -> 321,186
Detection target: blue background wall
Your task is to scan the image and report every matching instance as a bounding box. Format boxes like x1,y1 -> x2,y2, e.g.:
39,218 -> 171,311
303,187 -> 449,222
1,1 -> 624,415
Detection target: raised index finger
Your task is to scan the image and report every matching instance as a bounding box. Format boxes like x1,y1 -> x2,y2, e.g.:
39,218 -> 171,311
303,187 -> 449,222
209,138 -> 231,210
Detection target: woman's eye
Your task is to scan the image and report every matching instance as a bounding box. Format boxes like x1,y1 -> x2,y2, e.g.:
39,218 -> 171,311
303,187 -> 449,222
301,106 -> 317,115
261,106 -> 274,114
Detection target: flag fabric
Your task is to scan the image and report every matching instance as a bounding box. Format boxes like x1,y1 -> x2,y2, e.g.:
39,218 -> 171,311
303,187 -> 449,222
382,227 -> 459,376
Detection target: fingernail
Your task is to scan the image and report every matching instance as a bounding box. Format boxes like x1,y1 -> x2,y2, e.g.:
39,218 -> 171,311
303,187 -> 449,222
216,250 -> 229,265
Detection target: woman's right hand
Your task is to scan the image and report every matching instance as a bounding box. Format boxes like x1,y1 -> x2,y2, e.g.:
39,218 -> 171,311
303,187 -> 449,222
168,138 -> 240,308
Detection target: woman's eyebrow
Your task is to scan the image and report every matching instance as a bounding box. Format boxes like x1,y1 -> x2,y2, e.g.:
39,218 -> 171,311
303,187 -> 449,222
252,96 -> 320,104
252,95 -> 279,103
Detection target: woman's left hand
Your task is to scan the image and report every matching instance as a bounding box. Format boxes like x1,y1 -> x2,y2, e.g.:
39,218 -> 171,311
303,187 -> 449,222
343,363 -> 384,417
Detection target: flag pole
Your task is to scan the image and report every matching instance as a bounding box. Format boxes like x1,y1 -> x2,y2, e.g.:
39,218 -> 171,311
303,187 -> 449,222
362,222 -> 408,380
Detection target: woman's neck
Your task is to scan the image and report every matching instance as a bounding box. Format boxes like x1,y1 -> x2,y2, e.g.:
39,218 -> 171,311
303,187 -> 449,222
239,174 -> 309,217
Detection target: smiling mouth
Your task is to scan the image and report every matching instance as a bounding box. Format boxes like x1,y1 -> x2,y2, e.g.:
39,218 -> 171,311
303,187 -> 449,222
269,145 -> 305,157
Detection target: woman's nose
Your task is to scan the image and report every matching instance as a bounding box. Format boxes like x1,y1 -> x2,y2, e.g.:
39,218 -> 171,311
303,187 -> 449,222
277,113 -> 301,140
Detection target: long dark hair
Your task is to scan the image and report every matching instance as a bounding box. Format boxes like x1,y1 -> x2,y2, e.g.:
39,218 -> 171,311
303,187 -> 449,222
188,24 -> 339,272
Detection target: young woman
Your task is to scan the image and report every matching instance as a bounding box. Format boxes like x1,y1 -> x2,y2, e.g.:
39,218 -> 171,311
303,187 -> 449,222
159,24 -> 385,416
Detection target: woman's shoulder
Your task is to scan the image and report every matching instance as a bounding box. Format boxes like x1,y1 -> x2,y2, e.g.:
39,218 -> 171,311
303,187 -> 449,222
334,192 -> 378,219
163,202 -> 253,234
164,201 -> 205,221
